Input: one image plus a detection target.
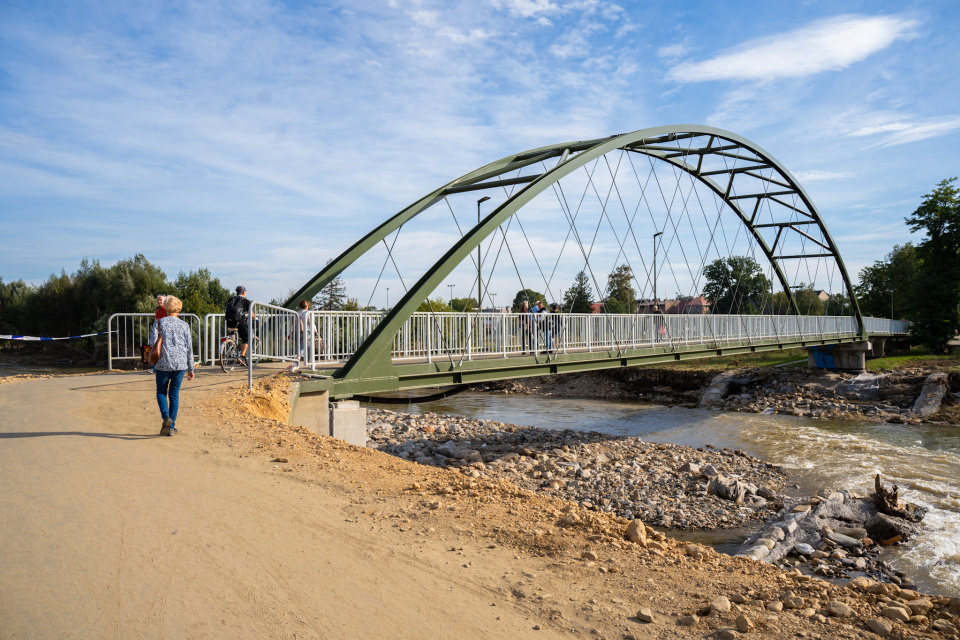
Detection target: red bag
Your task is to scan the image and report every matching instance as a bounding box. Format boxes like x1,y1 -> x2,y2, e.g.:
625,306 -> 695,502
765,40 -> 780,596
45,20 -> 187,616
148,334 -> 163,366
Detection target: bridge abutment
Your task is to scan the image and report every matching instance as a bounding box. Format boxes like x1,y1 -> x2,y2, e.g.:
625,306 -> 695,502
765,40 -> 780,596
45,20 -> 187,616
807,341 -> 873,371
288,384 -> 368,447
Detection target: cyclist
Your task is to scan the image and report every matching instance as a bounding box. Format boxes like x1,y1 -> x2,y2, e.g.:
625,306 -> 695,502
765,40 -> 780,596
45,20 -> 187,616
225,286 -> 254,365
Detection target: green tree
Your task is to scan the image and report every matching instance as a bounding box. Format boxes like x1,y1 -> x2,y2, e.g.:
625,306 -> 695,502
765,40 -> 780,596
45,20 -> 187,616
854,244 -> 920,319
172,268 -> 230,316
0,278 -> 31,333
450,297 -> 478,312
416,297 -> 452,312
604,264 -> 636,313
602,298 -> 627,314
904,178 -> 960,352
313,274 -> 348,311
563,271 -> 594,313
702,256 -> 771,314
794,286 -> 826,316
511,288 -> 545,312
825,292 -> 849,316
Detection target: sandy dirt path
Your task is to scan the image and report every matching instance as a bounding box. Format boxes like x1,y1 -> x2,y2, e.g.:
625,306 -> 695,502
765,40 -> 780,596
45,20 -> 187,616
5,371 -> 952,640
0,372 -> 566,639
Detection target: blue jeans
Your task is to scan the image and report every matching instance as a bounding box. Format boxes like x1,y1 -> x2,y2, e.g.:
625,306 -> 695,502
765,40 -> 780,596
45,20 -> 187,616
155,369 -> 186,428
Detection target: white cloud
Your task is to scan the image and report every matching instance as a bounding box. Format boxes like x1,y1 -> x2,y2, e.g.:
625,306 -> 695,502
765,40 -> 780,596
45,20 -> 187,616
667,14 -> 919,83
656,43 -> 687,59
792,170 -> 852,182
491,0 -> 559,20
848,117 -> 960,146
550,30 -> 590,58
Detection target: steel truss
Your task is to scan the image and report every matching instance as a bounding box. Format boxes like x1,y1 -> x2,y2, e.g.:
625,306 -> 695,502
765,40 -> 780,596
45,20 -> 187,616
287,125 -> 864,395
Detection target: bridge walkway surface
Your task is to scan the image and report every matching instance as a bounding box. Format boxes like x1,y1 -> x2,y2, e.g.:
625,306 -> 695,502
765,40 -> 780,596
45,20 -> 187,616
0,371 -> 573,639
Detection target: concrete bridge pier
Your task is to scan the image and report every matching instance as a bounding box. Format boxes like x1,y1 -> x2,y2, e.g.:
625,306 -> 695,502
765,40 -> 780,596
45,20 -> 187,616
288,383 -> 367,447
807,341 -> 874,371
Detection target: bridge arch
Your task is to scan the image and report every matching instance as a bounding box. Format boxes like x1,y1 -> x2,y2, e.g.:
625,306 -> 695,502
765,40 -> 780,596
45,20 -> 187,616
289,125 -> 864,383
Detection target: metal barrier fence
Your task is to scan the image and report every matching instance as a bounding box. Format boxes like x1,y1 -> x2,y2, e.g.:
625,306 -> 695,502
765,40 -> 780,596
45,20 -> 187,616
109,310 -> 911,372
107,313 -> 202,370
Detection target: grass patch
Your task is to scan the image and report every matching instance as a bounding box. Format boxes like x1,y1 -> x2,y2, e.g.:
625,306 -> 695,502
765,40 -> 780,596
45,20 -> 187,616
867,346 -> 960,372
662,349 -> 809,371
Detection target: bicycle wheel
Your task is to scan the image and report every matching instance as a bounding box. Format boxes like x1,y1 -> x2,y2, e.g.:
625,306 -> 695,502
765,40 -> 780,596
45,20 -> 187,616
250,336 -> 262,365
220,338 -> 238,373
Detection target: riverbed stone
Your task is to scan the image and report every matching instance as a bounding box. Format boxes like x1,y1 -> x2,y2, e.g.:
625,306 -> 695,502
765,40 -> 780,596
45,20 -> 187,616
710,596 -> 731,613
882,606 -> 911,622
823,531 -> 863,549
761,527 -> 785,541
780,520 -> 798,535
932,619 -> 958,634
906,599 -> 933,615
866,618 -> 893,637
625,520 -> 646,546
677,614 -> 697,626
827,600 -> 853,617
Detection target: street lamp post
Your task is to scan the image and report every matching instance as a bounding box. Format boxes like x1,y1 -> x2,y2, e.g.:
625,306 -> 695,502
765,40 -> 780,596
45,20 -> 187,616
448,284 -> 455,307
490,293 -> 497,311
386,287 -> 390,309
889,289 -> 894,320
477,197 -> 491,309
653,232 -> 664,305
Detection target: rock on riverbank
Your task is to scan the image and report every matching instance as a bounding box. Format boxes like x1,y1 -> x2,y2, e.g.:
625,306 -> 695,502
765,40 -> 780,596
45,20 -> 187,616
367,409 -> 787,530
734,487 -> 927,589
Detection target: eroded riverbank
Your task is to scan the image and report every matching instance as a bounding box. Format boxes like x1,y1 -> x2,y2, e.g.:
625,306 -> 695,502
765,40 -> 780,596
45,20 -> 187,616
365,384 -> 960,597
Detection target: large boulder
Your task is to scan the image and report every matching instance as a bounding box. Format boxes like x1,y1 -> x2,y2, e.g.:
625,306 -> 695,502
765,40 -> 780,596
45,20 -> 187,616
865,512 -> 920,542
708,474 -> 756,505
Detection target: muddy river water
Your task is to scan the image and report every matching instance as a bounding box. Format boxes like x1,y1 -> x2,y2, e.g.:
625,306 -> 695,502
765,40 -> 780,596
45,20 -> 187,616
375,391 -> 960,596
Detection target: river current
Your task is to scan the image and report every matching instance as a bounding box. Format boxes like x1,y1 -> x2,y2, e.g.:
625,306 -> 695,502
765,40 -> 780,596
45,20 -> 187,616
372,391 -> 960,596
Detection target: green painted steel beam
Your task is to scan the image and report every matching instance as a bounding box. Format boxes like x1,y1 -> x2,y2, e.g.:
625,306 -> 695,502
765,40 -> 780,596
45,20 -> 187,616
281,138 -> 597,309
331,125 -> 865,385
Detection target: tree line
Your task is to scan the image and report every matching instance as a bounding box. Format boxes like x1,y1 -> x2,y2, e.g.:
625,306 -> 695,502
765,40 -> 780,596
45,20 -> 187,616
855,178 -> 960,352
0,254 -> 231,359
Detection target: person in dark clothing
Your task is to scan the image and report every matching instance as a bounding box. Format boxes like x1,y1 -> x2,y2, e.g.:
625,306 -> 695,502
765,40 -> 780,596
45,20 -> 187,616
225,286 -> 254,363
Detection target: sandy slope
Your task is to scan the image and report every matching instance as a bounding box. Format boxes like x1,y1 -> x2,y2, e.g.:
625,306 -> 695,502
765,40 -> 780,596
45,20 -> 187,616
1,370 -> 955,640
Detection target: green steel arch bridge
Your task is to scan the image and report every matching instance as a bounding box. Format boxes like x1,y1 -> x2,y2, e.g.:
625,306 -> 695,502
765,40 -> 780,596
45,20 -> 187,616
285,125 -> 909,401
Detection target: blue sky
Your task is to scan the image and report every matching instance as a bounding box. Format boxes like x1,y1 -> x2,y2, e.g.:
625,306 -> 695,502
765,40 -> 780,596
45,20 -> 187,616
1,0 -> 958,308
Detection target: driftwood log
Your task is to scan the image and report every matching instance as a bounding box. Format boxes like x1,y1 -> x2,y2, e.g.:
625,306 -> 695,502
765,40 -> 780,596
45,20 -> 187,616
873,474 -> 927,523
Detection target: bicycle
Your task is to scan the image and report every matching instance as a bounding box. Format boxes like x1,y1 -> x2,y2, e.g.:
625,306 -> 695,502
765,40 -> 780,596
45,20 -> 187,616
220,327 -> 261,373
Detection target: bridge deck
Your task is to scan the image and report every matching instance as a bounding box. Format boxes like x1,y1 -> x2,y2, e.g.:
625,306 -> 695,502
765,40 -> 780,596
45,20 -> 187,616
301,330 -> 888,398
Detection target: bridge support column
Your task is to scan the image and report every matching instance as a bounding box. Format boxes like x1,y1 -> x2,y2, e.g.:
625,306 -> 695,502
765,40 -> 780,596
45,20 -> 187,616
807,341 -> 871,371
328,400 -> 367,447
288,384 -> 367,447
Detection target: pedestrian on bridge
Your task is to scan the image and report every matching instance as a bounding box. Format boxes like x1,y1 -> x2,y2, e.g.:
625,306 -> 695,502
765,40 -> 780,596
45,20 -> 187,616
518,301 -> 533,353
153,295 -> 195,437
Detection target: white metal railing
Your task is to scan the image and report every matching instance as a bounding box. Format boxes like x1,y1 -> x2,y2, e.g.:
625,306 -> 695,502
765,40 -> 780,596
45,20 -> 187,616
107,313 -> 202,370
109,310 -> 910,372
298,311 -> 908,369
862,317 -> 911,335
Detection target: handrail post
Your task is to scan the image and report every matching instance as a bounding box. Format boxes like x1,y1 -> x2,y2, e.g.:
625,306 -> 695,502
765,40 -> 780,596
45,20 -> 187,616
107,314 -> 115,371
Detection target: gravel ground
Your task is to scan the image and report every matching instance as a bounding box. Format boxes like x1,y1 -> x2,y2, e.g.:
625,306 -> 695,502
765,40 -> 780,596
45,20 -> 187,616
367,408 -> 788,531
